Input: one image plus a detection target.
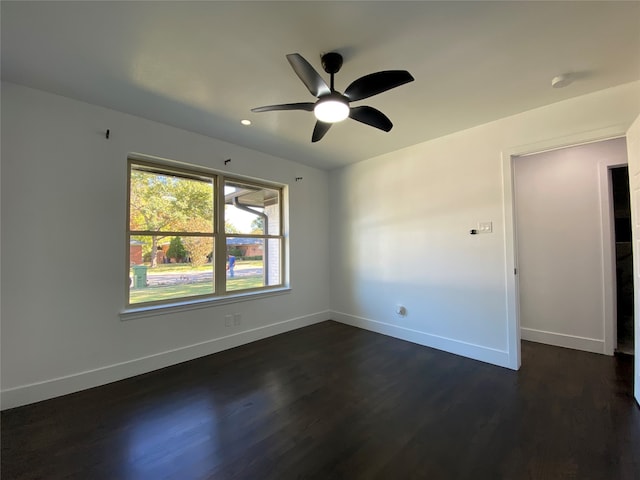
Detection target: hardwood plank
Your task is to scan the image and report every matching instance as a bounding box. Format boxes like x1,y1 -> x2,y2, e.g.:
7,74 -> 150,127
2,321 -> 639,479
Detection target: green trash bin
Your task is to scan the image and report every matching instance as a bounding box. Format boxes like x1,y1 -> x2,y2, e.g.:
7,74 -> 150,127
132,265 -> 148,288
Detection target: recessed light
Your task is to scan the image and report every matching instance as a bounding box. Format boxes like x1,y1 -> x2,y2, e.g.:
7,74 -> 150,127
241,119 -> 251,126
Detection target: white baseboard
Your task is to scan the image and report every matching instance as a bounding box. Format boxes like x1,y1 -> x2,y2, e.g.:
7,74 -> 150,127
521,327 -> 605,354
1,310 -> 331,410
331,311 -> 511,369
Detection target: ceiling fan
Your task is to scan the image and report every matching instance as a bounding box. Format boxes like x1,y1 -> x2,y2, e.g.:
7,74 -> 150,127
251,52 -> 414,142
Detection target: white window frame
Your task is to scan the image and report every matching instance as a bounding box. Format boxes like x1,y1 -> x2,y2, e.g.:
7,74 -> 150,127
123,155 -> 287,315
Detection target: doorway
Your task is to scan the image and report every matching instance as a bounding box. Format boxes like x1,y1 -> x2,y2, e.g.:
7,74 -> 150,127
611,166 -> 635,355
513,137 -> 629,355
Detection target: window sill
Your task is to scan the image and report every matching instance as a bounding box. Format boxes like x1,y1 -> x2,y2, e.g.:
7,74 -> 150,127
120,287 -> 291,321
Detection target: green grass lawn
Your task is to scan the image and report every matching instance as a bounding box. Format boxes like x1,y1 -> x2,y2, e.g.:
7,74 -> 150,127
130,282 -> 215,303
129,262 -> 264,304
226,275 -> 264,292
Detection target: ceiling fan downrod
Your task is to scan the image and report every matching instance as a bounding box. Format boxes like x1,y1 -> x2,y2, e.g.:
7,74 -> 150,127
321,52 -> 343,92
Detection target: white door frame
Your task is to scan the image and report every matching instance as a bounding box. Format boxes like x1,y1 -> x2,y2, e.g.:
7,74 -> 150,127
502,124 -> 631,370
624,115 -> 640,405
600,163 -> 632,355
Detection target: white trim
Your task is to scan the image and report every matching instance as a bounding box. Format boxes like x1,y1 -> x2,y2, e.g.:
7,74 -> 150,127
501,150 -> 521,370
521,327 -> 605,354
120,287 -> 292,320
599,161 -> 627,355
331,311 -> 511,369
126,155 -> 288,312
1,310 -> 331,410
128,152 -> 287,188
501,126 -> 630,369
504,125 -> 629,158
624,114 -> 640,405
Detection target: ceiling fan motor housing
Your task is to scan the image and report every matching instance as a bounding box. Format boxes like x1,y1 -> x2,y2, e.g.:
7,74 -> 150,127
321,52 -> 343,75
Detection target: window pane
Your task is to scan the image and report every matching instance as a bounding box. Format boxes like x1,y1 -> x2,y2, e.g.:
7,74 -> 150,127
224,181 -> 280,235
130,166 -> 213,233
129,234 -> 214,305
226,238 -> 282,292
126,159 -> 286,307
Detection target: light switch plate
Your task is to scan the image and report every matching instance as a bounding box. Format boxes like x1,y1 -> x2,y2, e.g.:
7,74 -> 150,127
479,221 -> 493,233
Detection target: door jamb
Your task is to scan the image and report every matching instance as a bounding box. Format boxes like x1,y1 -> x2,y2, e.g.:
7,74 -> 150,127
601,162 -> 629,355
501,125 -> 630,369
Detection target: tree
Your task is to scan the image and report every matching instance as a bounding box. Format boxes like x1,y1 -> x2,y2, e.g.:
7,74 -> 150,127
129,168 -> 213,267
166,236 -> 186,262
250,217 -> 264,234
181,218 -> 213,267
184,237 -> 212,267
225,221 -> 240,234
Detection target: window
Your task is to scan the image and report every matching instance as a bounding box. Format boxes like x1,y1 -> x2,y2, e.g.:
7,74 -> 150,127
127,158 -> 285,308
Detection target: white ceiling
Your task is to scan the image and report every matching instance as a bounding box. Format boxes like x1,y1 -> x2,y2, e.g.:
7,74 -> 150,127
2,1 -> 639,170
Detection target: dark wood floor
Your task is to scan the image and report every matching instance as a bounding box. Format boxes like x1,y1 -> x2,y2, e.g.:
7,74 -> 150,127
2,320 -> 639,479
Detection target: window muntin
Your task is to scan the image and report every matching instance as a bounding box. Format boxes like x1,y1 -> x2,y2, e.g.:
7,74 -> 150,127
225,238 -> 282,292
127,159 -> 285,308
224,179 -> 283,294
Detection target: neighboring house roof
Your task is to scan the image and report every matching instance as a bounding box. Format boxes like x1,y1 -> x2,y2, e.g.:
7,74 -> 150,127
227,237 -> 263,246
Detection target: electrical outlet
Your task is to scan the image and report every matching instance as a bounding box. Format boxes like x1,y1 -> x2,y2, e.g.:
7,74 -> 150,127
224,315 -> 232,327
233,313 -> 241,326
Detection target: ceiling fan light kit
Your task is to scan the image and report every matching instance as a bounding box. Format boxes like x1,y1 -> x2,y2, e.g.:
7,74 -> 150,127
251,52 -> 414,142
314,93 -> 349,123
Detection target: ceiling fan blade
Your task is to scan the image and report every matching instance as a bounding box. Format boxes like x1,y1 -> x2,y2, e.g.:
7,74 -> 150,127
251,102 -> 315,113
312,121 -> 332,142
349,106 -> 393,132
286,53 -> 331,98
344,70 -> 414,102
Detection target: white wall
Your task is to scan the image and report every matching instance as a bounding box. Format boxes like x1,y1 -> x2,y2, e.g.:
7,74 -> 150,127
514,138 -> 627,354
329,81 -> 640,369
0,82 -> 331,408
3,81 -> 640,409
